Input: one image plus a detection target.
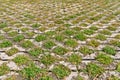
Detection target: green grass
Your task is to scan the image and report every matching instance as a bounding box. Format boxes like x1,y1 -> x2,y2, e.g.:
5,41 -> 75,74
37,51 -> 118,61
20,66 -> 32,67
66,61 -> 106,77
95,34 -> 107,41
35,35 -> 46,42
55,34 -> 65,42
13,34 -> 25,42
24,13 -> 35,19
3,27 -> 12,32
0,40 -> 12,48
65,39 -> 78,48
0,22 -> 7,28
0,63 -> 10,76
115,34 -> 120,39
55,26 -> 66,31
79,46 -> 94,55
53,46 -> 68,55
86,63 -> 104,78
21,40 -> 34,48
83,29 -> 94,35
87,39 -> 100,47
72,27 -> 81,31
102,46 -> 116,55
39,27 -> 47,32
80,23 -> 88,27
74,32 -> 87,41
13,55 -> 30,65
90,16 -> 100,21
107,26 -> 117,31
32,23 -> 41,28
116,63 -> 120,72
52,64 -> 71,79
0,35 -> 5,40
54,20 -> 64,24
43,40 -> 56,49
63,15 -> 77,21
26,32 -> 35,38
21,28 -> 29,32
6,47 -> 19,56
109,39 -> 120,47
89,26 -> 98,31
40,54 -> 57,66
100,30 -> 111,35
68,54 -> 82,65
96,53 -> 113,65
28,48 -> 44,57
20,63 -> 44,80
64,23 -> 72,28
45,31 -> 56,37
8,31 -> 18,37
63,29 -> 76,36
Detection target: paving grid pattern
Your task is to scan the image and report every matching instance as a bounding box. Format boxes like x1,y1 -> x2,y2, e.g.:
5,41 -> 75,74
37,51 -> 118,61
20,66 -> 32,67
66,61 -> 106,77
0,0 -> 120,80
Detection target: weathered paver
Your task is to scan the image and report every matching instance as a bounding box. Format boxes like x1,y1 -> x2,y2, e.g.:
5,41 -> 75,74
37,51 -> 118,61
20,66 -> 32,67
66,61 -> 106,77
0,0 -> 120,80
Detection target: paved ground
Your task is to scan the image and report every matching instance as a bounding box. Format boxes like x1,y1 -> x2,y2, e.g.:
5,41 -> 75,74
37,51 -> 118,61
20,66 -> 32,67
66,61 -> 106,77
0,0 -> 120,80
